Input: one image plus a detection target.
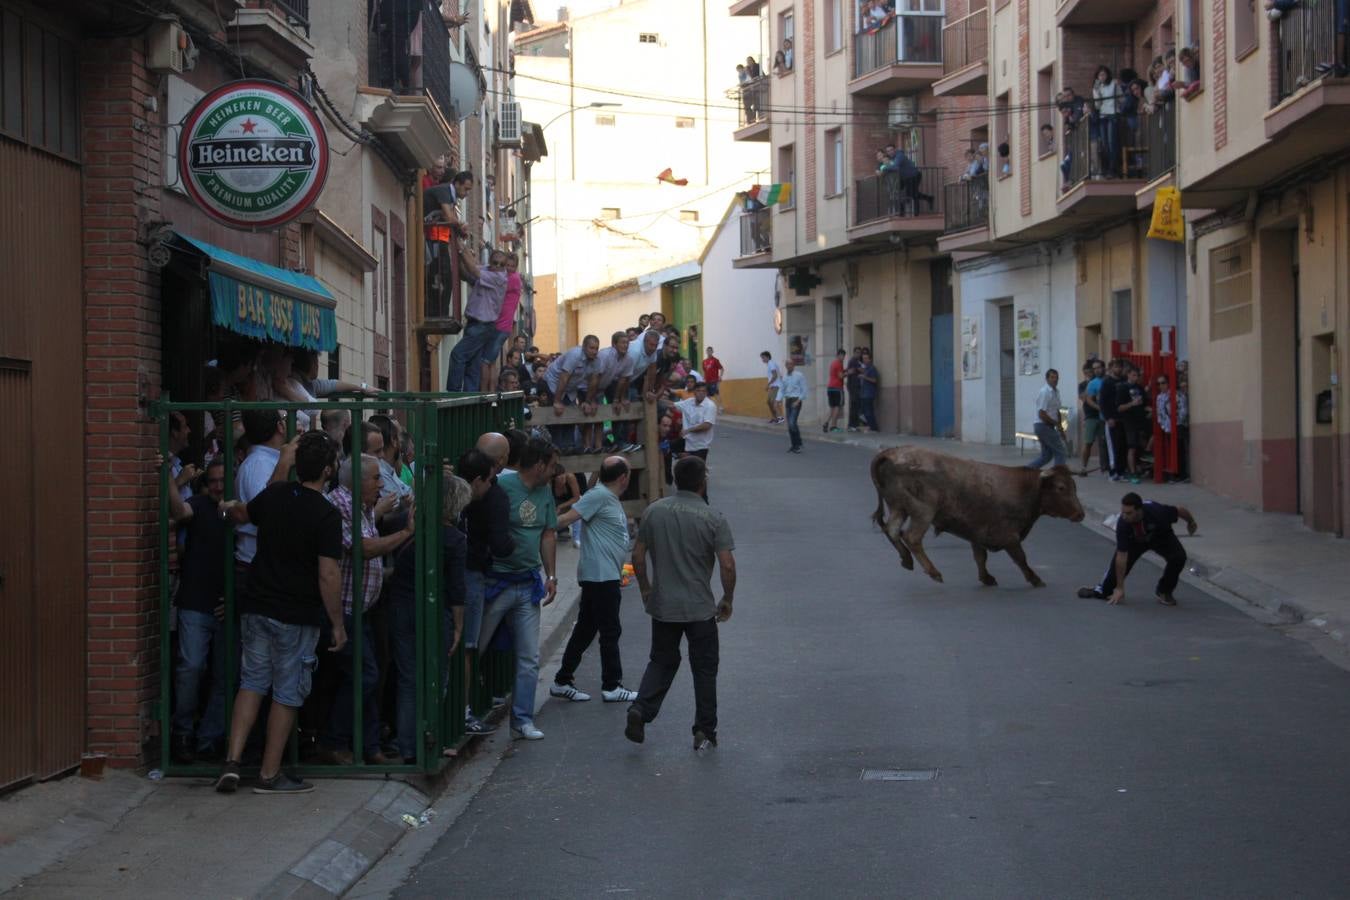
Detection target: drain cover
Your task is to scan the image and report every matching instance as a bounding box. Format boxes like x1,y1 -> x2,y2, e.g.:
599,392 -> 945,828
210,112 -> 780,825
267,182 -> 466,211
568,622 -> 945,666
860,768 -> 939,782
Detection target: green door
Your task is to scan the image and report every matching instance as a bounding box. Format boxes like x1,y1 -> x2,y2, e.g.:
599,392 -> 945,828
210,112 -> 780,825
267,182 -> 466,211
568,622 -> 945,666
670,278 -> 704,366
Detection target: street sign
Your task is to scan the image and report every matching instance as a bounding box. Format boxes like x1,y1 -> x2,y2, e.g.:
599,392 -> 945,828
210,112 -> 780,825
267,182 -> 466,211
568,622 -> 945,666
177,79 -> 329,231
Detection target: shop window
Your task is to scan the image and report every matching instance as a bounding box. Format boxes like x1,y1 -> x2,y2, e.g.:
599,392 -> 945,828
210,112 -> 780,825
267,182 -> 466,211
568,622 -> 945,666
1210,240 -> 1253,340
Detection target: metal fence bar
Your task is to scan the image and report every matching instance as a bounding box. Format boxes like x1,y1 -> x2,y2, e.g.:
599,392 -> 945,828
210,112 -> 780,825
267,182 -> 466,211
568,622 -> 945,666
157,410 -> 172,778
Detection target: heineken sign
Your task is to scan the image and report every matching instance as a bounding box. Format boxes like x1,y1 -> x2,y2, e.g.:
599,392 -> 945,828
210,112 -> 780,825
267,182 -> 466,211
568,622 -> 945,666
178,80 -> 329,230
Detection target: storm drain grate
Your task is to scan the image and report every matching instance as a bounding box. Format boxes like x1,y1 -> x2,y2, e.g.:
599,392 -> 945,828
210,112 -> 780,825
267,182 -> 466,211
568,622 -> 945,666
860,768 -> 940,782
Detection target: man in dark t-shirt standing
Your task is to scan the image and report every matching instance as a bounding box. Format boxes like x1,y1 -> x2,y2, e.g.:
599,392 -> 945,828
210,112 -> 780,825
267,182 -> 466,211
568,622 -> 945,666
1078,492 -> 1197,607
217,431 -> 345,795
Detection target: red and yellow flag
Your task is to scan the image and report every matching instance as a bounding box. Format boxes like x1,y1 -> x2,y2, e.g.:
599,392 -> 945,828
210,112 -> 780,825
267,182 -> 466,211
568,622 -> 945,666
656,168 -> 689,186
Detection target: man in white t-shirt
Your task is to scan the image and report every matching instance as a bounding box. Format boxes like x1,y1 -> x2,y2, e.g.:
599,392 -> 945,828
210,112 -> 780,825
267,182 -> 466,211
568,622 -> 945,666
1026,368 -> 1068,469
676,382 -> 717,460
760,351 -> 785,424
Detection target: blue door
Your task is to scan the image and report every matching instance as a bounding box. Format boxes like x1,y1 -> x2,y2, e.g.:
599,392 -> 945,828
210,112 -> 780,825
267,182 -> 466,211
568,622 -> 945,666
930,313 -> 955,437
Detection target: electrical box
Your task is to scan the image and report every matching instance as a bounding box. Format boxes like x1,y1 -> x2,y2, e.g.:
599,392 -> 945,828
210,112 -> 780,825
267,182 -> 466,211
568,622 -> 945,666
148,21 -> 188,74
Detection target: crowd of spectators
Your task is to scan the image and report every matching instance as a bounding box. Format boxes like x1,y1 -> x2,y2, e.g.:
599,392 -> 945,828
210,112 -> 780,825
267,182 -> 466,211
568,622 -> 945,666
875,143 -> 935,214
1078,356 -> 1190,485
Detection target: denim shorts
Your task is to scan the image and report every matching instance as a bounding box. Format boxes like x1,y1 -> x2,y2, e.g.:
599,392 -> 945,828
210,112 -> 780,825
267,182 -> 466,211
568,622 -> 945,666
463,569 -> 486,649
484,327 -> 511,363
238,613 -> 320,707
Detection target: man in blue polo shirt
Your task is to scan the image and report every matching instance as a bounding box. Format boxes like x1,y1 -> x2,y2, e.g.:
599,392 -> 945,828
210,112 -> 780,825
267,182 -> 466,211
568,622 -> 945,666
1078,492 -> 1197,607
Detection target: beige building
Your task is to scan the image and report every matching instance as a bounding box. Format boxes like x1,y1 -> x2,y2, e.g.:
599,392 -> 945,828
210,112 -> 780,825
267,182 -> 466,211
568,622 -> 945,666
516,0 -> 769,351
934,0 -> 1348,536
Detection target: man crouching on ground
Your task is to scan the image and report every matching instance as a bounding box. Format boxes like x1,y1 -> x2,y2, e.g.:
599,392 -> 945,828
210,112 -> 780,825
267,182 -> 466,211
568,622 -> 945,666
217,431 -> 346,794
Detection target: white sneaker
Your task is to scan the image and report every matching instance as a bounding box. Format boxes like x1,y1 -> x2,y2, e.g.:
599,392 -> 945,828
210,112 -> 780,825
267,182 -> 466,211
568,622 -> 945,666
549,683 -> 592,702
511,722 -> 545,740
601,685 -> 637,703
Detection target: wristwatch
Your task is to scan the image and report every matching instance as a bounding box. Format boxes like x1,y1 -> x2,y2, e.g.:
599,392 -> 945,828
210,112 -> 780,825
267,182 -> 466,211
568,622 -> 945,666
545,575 -> 557,583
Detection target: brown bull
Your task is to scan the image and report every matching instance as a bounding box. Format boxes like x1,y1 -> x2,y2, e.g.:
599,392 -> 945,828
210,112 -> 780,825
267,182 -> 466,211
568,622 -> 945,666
870,446 -> 1085,587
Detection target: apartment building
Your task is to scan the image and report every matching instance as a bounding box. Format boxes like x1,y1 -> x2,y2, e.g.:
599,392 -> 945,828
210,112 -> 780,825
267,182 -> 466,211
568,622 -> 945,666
731,0 -> 985,436
932,0 -> 1347,535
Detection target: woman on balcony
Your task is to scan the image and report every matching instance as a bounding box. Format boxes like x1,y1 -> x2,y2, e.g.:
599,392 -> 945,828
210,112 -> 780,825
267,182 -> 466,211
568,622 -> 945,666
1091,66 -> 1124,179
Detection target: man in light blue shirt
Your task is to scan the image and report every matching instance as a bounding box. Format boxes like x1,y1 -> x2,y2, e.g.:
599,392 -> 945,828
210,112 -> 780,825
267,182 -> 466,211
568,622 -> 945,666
777,359 -> 809,453
447,247 -> 509,391
550,457 -> 636,704
235,409 -> 288,565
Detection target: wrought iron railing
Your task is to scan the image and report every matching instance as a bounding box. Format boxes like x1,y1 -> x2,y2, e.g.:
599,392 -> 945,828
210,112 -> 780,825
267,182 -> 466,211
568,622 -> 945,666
943,176 -> 988,233
270,0 -> 310,32
738,208 -> 772,255
854,167 -> 944,225
941,6 -> 987,76
1276,0 -> 1341,102
735,78 -> 770,128
1063,109 -> 1171,190
854,15 -> 943,79
368,0 -> 454,123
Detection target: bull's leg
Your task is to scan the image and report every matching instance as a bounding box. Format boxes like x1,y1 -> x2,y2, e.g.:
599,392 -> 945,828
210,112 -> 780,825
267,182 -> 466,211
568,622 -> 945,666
972,545 -> 998,587
882,509 -> 916,571
1005,542 -> 1045,588
902,515 -> 944,583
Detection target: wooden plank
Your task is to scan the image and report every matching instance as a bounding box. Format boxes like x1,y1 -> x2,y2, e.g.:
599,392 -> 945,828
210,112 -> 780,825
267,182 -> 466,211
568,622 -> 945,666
556,450 -> 646,474
531,402 -> 646,426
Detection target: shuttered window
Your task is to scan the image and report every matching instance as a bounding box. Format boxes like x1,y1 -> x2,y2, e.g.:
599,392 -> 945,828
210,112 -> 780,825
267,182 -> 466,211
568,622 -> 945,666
0,11 -> 79,160
1210,240 -> 1253,340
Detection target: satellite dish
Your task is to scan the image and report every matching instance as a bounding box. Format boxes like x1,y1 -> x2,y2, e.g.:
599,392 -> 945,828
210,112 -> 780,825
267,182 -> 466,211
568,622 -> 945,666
448,62 -> 483,121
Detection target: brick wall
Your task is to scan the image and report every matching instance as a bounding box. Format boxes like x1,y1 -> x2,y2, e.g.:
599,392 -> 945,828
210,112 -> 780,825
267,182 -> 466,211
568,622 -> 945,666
81,35 -> 164,764
1211,0 -> 1227,149
1060,26 -> 1131,96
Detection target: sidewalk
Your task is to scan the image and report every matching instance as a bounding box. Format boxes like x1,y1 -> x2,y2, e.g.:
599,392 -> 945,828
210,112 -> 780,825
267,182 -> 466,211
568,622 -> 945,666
724,415 -> 1350,646
0,547 -> 586,900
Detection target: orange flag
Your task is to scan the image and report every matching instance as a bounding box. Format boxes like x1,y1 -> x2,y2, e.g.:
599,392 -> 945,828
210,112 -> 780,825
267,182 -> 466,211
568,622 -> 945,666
656,167 -> 689,186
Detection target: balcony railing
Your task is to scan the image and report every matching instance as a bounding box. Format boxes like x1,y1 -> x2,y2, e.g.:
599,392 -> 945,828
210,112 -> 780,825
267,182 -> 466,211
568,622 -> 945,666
854,167 -> 944,225
270,0 -> 310,32
854,15 -> 943,79
1061,110 -> 1173,190
943,175 -> 988,232
738,207 -> 772,255
735,78 -> 770,128
369,0 -> 454,123
941,6 -> 987,76
1276,0 -> 1341,103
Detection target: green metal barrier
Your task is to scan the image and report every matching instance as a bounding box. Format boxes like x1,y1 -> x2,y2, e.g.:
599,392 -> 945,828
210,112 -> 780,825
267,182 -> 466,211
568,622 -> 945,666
152,391 -> 523,777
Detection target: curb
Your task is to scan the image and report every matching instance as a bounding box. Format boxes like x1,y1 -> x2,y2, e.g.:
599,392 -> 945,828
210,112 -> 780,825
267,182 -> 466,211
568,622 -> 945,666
254,580 -> 584,900
724,419 -> 1349,646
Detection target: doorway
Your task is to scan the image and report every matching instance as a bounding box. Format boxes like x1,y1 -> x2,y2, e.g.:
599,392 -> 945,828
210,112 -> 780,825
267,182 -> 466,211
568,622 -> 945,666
930,260 -> 955,437
999,303 -> 1015,445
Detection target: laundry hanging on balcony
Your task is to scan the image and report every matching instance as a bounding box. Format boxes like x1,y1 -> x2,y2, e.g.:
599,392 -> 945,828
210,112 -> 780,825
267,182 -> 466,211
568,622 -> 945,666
656,168 -> 689,186
744,183 -> 792,206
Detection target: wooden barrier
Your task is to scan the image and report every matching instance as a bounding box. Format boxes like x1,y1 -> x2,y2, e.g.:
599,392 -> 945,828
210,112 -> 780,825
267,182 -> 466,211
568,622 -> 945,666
535,397 -> 665,517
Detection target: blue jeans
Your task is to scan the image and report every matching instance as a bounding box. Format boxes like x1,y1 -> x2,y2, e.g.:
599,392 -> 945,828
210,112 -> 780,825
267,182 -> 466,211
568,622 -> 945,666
785,399 -> 803,449
477,580 -> 542,728
463,569 -> 486,648
447,319 -> 499,391
389,592 -> 453,760
1026,421 -> 1068,469
173,608 -> 227,747
324,613 -> 381,755
859,395 -> 879,431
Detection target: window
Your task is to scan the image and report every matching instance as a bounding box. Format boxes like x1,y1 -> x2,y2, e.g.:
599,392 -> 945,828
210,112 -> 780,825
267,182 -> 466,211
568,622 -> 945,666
595,114 -> 616,126
1210,240 -> 1253,339
0,10 -> 79,159
993,92 -> 1011,178
1186,0 -> 1202,51
777,143 -> 796,208
675,116 -> 696,128
1037,66 -> 1055,157
1112,289 -> 1133,343
1234,0 -> 1258,58
826,129 -> 844,195
778,11 -> 795,69
679,209 -> 699,223
825,0 -> 842,53
638,32 -> 659,43
599,207 -> 621,220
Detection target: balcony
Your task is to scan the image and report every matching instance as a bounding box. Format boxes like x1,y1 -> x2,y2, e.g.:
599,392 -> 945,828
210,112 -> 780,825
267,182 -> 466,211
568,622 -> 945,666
848,167 -> 945,241
1057,115 -> 1146,218
1265,3 -> 1350,161
733,208 -> 773,268
850,16 -> 944,96
1055,0 -> 1155,27
421,231 -> 463,334
729,0 -> 768,14
359,0 -> 456,168
943,176 -> 988,233
933,6 -> 987,97
222,0 -> 315,78
733,78 -> 771,142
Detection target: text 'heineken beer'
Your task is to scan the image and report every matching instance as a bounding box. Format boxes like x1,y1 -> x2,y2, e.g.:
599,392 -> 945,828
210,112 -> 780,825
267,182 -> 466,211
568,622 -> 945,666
177,79 -> 329,230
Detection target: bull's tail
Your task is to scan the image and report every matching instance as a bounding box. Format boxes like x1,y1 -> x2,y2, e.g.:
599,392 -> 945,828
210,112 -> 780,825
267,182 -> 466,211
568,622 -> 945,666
870,452 -> 889,529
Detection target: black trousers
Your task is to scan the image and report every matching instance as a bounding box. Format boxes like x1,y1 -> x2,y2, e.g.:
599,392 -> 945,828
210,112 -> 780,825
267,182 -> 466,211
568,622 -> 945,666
847,386 -> 861,427
555,580 -> 624,691
1097,531 -> 1187,597
633,617 -> 719,738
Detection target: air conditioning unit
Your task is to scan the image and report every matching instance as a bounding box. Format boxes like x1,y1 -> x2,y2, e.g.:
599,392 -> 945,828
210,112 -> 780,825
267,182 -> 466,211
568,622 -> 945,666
887,96 -> 917,127
148,21 -> 192,74
498,101 -> 522,146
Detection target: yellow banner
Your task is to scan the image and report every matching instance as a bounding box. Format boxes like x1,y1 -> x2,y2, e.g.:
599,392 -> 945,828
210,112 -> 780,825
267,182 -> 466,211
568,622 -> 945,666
1147,186 -> 1185,242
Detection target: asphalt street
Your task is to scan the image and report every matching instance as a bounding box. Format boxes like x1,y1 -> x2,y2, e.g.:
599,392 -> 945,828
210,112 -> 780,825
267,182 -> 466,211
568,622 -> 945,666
393,426 -> 1350,899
